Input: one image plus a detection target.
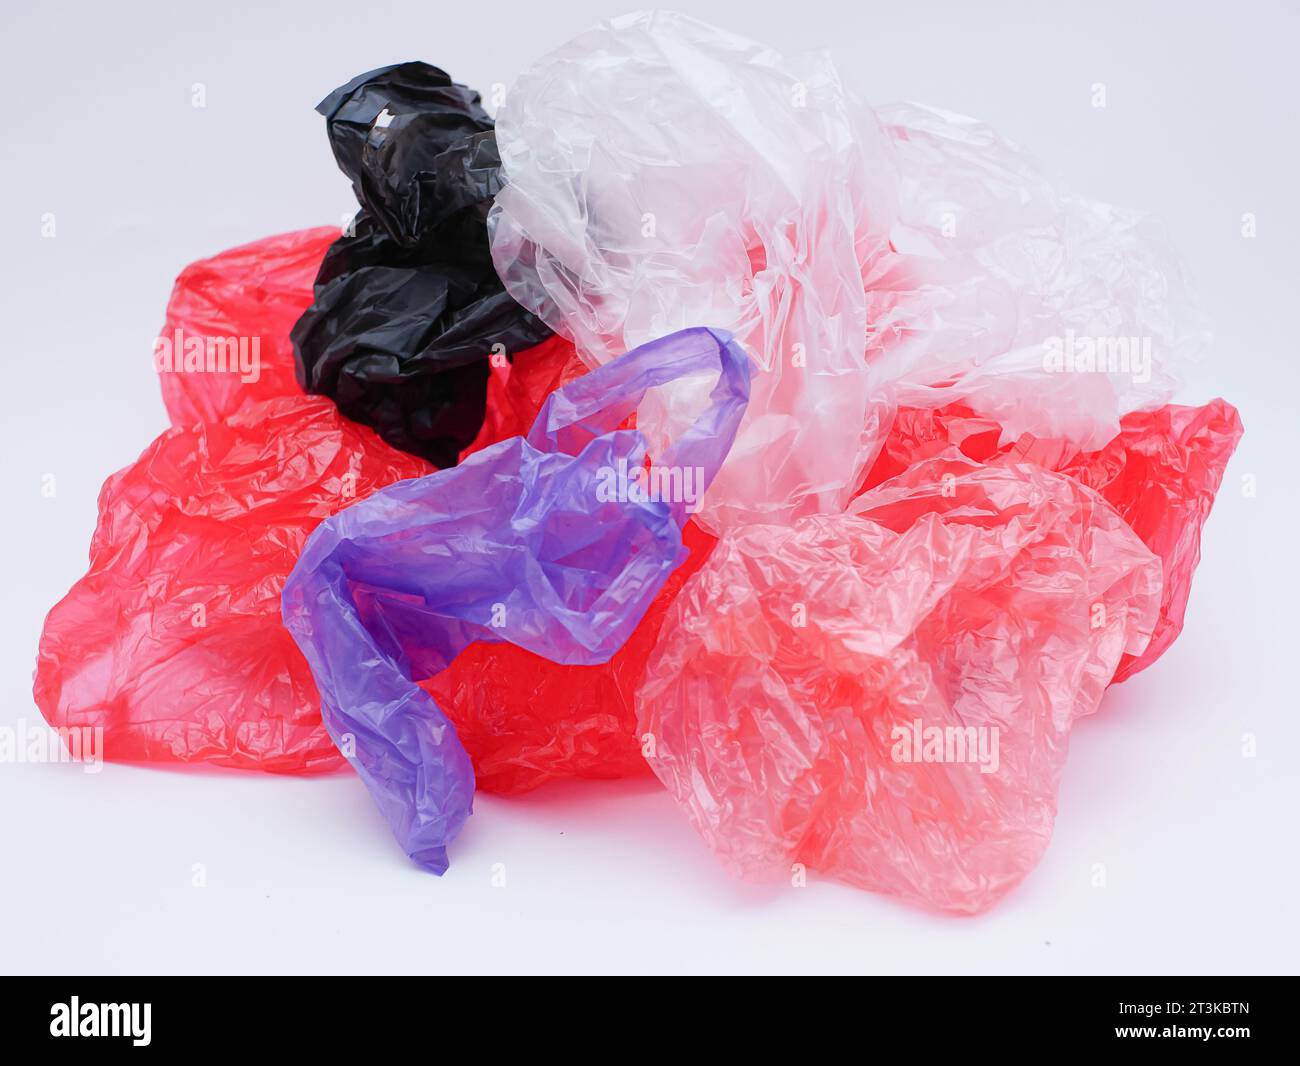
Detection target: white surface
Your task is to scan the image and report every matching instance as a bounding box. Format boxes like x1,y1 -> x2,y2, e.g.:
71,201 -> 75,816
1,0 -> 1295,975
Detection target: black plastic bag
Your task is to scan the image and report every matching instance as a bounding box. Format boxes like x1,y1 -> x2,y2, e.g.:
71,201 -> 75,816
292,62 -> 552,467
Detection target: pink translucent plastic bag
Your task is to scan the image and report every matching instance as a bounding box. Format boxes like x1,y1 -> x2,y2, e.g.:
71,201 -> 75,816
637,457 -> 1162,913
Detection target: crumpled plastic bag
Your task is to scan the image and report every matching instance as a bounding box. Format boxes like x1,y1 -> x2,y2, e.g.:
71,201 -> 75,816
865,101 -> 1206,452
156,227 -> 340,425
440,320 -> 709,795
144,230 -> 613,786
292,62 -> 553,466
155,226 -> 582,460
33,397 -> 432,773
442,395 -> 1240,796
490,11 -> 894,530
38,226 -> 587,778
636,456 -> 1162,913
423,518 -> 716,793
445,335 -> 713,796
148,224 -> 703,792
861,398 -> 1243,681
489,11 -> 1202,531
282,327 -> 751,871
433,398 -> 1240,793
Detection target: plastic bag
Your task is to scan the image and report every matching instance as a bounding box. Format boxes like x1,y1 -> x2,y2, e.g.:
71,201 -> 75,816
423,518 -> 716,793
33,397 -> 432,773
156,226 -> 581,461
441,395 -> 1239,796
490,11 -> 895,530
40,227 -> 585,778
292,62 -> 552,466
489,11 -> 1201,530
454,334 -> 704,796
157,227 -> 339,425
861,398 -> 1243,680
637,456 -> 1162,913
869,101 -> 1207,452
282,327 -> 751,871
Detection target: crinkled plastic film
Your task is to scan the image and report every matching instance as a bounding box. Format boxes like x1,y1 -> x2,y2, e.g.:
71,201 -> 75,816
293,62 -> 553,466
29,17 -> 1243,916
861,398 -> 1243,680
157,227 -> 339,425
282,327 -> 750,870
34,398 -> 432,772
872,101 -> 1207,451
489,11 -> 1203,531
637,457 -> 1162,913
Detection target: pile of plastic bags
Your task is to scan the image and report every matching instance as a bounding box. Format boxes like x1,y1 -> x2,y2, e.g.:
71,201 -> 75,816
35,11 -> 1242,913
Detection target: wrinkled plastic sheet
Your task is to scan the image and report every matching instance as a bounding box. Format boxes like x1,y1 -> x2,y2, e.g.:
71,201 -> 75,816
637,456 -> 1163,913
862,399 -> 1243,681
489,10 -> 1203,532
31,19 -> 1242,919
438,392 -> 1240,795
157,227 -> 339,425
292,62 -> 553,465
34,397 -> 432,772
283,327 -> 750,870
423,518 -> 716,793
38,227 -> 584,777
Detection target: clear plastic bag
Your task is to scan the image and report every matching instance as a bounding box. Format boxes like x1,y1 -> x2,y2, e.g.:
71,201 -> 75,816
489,11 -> 1202,531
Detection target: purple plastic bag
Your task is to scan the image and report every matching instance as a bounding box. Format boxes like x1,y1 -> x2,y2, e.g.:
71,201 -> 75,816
282,327 -> 751,871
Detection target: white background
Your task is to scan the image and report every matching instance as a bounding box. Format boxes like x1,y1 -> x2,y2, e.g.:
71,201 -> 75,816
1,0 -> 1296,975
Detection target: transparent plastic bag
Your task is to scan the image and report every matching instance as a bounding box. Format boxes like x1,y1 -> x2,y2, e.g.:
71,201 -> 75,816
489,11 -> 1202,530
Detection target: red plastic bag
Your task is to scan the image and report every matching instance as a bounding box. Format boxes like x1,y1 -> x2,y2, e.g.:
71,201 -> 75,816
422,521 -> 716,793
156,227 -> 583,463
34,397 -> 431,772
38,230 -> 605,780
861,399 -> 1243,680
156,228 -> 340,425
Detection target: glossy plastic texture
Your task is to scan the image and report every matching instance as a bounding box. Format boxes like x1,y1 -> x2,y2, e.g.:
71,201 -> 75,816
282,327 -> 751,871
444,334 -> 710,795
871,101 -> 1205,451
637,457 -> 1162,913
292,62 -> 552,466
861,399 -> 1243,681
490,11 -> 1202,531
424,519 -> 716,793
33,397 -> 432,772
490,11 -> 894,530
157,227 -> 339,425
